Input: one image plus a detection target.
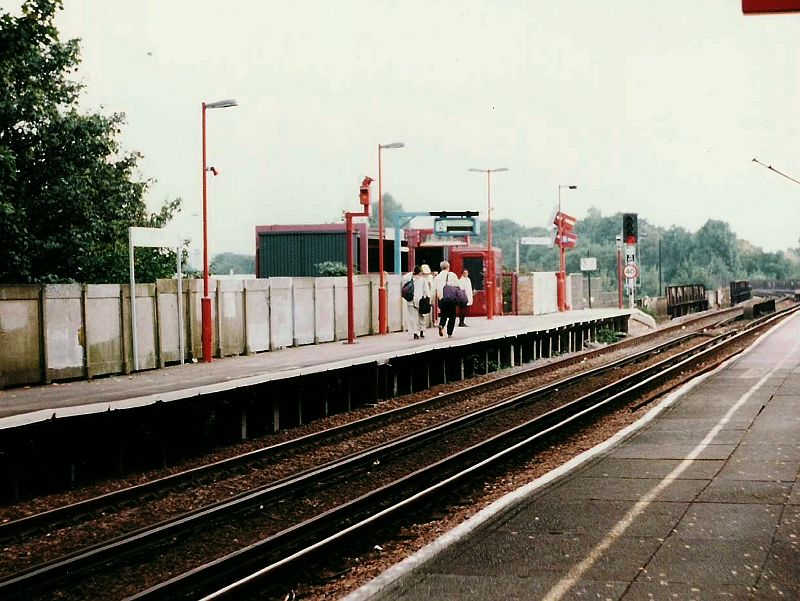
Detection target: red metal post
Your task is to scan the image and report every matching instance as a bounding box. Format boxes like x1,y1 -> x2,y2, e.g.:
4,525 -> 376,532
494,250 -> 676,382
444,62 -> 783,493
201,102 -> 213,363
346,177 -> 373,344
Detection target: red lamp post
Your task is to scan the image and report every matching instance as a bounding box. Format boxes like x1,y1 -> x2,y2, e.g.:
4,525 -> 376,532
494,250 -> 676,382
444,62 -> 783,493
201,98 -> 237,363
469,167 -> 508,320
377,142 -> 404,335
556,184 -> 577,312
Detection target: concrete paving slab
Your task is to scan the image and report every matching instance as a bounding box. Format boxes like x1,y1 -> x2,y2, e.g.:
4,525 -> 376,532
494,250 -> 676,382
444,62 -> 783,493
642,537 -> 770,586
789,481 -> 800,505
624,581 -> 752,600
670,503 -> 782,541
646,417 -> 752,432
376,573 -> 629,601
630,428 -> 745,446
425,530 -> 661,582
549,476 -> 710,503
760,541 -> 800,587
729,444 -> 800,462
716,459 -> 800,482
751,582 -> 800,601
697,480 -> 793,504
611,443 -> 737,461
501,498 -> 687,539
773,505 -> 800,542
581,457 -> 724,480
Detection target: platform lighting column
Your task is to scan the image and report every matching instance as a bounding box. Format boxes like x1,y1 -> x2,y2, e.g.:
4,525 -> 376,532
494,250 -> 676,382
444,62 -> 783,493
201,98 -> 238,363
557,184 -> 577,312
378,142 -> 405,334
469,167 -> 508,320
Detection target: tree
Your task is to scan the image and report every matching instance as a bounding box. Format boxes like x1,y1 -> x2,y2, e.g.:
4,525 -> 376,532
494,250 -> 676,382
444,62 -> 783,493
0,0 -> 182,284
210,253 -> 255,275
369,192 -> 405,229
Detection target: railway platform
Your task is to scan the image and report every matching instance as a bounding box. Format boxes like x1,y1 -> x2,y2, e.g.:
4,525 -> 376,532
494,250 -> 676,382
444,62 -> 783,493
0,308 -> 630,429
346,312 -> 800,600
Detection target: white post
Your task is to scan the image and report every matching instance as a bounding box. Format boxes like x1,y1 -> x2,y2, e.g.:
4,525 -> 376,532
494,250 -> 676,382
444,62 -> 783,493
176,245 -> 185,364
515,238 -> 520,274
128,228 -> 139,371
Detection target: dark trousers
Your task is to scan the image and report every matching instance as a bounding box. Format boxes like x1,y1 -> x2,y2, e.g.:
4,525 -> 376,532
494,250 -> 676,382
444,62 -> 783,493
438,303 -> 457,336
457,305 -> 468,325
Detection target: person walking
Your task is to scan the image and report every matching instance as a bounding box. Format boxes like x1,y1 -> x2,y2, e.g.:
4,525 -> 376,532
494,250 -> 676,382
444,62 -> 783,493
402,265 -> 432,339
433,260 -> 459,338
458,268 -> 474,327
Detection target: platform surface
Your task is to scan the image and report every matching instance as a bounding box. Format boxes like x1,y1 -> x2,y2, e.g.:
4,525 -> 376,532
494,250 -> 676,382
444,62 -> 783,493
0,308 -> 629,428
346,312 -> 800,600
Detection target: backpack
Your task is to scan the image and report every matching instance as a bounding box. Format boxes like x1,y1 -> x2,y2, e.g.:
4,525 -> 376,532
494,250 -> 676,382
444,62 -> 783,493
401,279 -> 414,302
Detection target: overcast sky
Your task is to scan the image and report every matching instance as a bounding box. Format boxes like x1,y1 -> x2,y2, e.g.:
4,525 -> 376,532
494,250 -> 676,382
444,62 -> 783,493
6,1 -> 800,258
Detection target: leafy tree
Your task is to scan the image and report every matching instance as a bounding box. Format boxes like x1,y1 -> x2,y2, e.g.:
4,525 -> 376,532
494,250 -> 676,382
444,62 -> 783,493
211,253 -> 255,275
0,0 -> 182,284
369,192 -> 405,229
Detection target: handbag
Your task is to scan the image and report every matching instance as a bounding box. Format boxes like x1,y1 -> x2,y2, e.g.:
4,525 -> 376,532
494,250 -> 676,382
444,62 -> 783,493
442,284 -> 460,306
455,287 -> 468,308
418,295 -> 431,315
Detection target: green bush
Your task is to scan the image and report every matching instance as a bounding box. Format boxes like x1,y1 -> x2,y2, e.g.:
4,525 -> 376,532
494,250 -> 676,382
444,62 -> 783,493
596,327 -> 621,345
315,261 -> 349,277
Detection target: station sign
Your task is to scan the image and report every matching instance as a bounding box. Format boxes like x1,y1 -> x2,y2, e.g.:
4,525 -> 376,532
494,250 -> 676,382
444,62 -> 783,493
742,0 -> 800,13
433,216 -> 479,236
520,236 -> 553,246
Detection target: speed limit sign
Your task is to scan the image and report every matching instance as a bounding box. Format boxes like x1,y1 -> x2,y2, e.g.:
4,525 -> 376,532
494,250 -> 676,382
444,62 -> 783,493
623,263 -> 638,279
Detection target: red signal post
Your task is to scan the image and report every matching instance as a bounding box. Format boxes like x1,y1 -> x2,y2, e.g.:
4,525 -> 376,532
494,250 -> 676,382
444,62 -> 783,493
555,183 -> 578,312
346,177 -> 373,344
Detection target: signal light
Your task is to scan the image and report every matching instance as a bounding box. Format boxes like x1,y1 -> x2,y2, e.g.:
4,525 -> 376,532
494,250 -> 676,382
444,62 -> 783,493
623,213 -> 638,244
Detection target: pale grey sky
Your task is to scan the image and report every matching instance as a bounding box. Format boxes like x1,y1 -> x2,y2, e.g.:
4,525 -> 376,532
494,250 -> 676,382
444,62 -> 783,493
6,1 -> 800,257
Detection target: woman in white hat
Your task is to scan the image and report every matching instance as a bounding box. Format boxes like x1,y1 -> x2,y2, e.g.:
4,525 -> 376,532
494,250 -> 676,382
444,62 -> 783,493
402,265 -> 433,339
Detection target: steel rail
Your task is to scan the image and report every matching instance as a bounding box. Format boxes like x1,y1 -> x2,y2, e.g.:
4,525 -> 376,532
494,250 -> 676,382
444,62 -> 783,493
0,309 -> 737,541
132,305 -> 799,600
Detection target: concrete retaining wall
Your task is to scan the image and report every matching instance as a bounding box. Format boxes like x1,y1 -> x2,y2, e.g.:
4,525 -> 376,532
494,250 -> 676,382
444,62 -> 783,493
0,275 -> 390,387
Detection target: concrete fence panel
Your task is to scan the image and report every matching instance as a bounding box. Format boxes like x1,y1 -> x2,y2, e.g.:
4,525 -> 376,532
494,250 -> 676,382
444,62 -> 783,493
387,274 -> 403,332
355,275 -> 373,337
269,278 -> 294,349
533,272 -> 558,315
333,277 -> 349,341
44,284 -> 84,381
244,279 -> 270,353
86,284 -> 125,376
218,279 -> 245,357
314,278 -> 336,343
124,284 -> 158,371
0,286 -> 42,386
292,278 -> 316,346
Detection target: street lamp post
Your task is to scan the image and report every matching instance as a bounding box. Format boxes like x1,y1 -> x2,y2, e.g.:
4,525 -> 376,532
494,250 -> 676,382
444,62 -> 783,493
469,167 -> 508,320
377,142 -> 404,335
201,98 -> 237,363
556,184 -> 577,312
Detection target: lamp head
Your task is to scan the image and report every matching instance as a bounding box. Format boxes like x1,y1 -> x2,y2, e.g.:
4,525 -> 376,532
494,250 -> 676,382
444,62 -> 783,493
380,142 -> 404,150
205,99 -> 238,109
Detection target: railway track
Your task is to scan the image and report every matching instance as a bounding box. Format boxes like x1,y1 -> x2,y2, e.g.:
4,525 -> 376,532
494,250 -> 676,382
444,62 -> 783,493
2,306 -> 790,600
0,308 -> 737,540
